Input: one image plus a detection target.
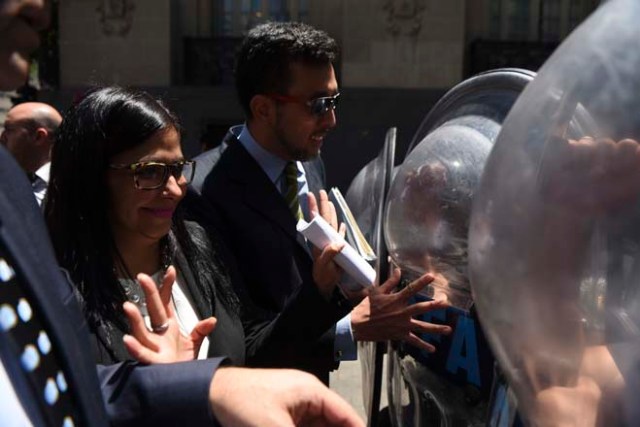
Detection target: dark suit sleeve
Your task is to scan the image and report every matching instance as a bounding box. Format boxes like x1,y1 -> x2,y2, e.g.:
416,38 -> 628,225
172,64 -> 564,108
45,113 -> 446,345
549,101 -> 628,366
216,229 -> 352,373
97,358 -> 225,427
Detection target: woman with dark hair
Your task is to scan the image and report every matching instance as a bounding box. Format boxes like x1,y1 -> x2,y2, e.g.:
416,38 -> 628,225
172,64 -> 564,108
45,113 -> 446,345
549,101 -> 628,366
45,86 -> 245,365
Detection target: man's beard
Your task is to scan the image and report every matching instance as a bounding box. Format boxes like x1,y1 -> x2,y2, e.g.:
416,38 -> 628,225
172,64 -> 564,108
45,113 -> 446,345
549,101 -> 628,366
274,113 -> 319,162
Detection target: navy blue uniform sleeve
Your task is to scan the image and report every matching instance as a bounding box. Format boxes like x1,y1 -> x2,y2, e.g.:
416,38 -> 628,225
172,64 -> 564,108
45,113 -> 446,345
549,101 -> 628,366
97,358 -> 226,427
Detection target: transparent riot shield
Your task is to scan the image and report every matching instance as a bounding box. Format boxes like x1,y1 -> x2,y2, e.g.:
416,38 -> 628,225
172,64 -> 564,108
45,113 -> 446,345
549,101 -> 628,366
384,68 -> 535,426
345,128 -> 396,426
469,1 -> 640,425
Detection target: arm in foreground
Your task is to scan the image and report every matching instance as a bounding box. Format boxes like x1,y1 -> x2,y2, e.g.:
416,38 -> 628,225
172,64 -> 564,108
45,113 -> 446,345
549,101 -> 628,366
209,367 -> 365,427
98,361 -> 364,427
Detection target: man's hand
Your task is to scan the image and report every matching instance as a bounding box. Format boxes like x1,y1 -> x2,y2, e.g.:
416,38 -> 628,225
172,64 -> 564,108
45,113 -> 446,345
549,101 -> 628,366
350,268 -> 451,352
308,190 -> 346,300
122,266 -> 217,363
209,367 -> 365,427
541,137 -> 640,214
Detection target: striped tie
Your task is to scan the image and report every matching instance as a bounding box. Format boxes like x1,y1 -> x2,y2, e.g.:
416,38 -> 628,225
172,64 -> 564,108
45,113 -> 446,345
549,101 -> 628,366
284,162 -> 303,221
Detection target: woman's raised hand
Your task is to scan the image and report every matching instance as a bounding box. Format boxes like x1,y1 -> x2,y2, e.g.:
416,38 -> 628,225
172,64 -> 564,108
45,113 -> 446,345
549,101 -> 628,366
122,265 -> 217,363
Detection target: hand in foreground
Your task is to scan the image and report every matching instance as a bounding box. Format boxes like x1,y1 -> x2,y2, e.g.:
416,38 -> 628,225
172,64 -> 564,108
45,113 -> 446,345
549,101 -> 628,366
308,190 -> 346,300
541,137 -> 640,214
350,268 -> 451,352
209,367 -> 365,427
122,265 -> 217,363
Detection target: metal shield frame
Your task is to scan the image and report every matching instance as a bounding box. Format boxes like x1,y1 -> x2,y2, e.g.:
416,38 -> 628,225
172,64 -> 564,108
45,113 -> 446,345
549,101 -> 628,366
346,127 -> 396,426
406,68 -> 537,157
384,68 -> 537,427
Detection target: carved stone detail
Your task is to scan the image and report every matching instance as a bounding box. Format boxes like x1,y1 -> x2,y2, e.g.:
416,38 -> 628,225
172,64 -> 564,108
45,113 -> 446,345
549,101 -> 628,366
383,0 -> 427,37
96,0 -> 136,37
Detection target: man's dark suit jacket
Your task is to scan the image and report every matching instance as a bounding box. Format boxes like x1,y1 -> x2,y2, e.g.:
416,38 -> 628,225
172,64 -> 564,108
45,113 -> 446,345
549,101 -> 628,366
187,132 -> 351,384
0,146 -> 224,426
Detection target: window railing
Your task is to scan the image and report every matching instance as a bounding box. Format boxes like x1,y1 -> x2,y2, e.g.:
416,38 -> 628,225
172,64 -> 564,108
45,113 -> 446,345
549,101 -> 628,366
183,37 -> 243,86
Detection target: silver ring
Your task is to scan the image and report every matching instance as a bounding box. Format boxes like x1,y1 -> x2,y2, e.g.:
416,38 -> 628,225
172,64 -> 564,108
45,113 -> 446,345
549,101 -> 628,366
151,322 -> 169,333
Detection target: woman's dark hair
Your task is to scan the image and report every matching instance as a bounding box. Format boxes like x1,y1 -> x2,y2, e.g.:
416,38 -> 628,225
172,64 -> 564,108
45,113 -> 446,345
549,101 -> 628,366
45,86 -> 238,330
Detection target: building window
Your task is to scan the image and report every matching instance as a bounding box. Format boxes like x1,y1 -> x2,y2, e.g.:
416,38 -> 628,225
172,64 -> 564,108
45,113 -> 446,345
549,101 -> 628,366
214,0 -> 309,36
487,0 -> 534,41
506,0 -> 530,41
568,0 -> 592,31
183,0 -> 310,85
541,0 -> 562,41
489,0 -> 502,39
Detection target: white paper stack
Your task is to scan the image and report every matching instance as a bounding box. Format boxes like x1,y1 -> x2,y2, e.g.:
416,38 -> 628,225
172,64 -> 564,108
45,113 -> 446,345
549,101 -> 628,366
328,187 -> 376,262
297,215 -> 376,289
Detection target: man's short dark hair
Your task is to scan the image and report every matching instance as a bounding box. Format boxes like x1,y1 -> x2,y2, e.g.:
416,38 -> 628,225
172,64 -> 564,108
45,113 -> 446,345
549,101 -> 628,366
234,21 -> 338,118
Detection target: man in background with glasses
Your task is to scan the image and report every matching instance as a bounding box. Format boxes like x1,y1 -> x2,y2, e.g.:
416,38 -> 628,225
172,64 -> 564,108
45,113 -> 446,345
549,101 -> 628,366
188,21 -> 450,385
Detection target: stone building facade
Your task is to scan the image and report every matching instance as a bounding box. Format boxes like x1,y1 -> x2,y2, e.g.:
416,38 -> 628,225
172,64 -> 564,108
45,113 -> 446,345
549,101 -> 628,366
4,0 -> 600,190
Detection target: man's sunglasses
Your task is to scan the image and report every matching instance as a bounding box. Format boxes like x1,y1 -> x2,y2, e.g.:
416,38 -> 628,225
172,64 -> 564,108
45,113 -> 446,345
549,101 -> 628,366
108,160 -> 196,190
270,93 -> 340,116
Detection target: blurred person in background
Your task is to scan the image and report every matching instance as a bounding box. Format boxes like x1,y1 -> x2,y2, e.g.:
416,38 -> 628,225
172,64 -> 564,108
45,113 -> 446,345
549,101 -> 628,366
1,102 -> 61,205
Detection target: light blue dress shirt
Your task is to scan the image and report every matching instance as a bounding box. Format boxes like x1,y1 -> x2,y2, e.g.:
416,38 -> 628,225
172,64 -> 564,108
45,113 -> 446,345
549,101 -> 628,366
236,124 -> 357,361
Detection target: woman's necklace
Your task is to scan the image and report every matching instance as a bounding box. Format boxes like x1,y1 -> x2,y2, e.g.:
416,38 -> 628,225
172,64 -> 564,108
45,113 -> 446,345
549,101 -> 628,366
116,237 -> 173,316
119,270 -> 165,317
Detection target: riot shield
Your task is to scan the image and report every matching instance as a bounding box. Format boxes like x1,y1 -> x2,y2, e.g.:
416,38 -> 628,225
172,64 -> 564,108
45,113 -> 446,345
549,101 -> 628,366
345,127 -> 396,426
406,68 -> 537,154
469,0 -> 640,425
383,68 -> 534,426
